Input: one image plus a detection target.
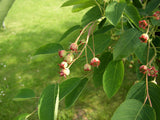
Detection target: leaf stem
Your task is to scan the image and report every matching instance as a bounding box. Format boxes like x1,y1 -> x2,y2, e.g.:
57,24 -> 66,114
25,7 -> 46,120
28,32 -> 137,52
148,42 -> 157,65
145,73 -> 152,107
26,107 -> 38,119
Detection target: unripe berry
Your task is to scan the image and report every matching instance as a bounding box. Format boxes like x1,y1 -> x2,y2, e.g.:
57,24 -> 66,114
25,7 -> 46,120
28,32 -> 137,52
139,33 -> 149,43
90,57 -> 100,67
59,50 -> 67,58
59,61 -> 68,69
148,66 -> 158,77
130,60 -> 134,64
153,11 -> 160,20
139,65 -> 148,74
60,68 -> 70,78
64,53 -> 74,64
129,64 -> 133,69
139,20 -> 148,29
84,63 -> 91,71
70,43 -> 78,51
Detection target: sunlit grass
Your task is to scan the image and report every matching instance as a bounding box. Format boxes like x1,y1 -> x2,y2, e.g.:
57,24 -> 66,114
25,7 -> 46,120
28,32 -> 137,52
0,0 -> 86,119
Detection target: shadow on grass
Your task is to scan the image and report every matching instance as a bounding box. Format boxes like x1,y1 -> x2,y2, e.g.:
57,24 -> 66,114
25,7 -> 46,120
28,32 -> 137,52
0,28 -> 64,119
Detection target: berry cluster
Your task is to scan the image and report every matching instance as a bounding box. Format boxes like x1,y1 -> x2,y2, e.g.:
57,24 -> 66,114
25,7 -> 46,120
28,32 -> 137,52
58,22 -> 100,78
153,11 -> 160,20
138,11 -> 160,43
139,65 -> 158,77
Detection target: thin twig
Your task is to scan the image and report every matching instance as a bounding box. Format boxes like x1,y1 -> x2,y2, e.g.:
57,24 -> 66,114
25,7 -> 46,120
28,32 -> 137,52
68,23 -> 96,68
75,21 -> 94,43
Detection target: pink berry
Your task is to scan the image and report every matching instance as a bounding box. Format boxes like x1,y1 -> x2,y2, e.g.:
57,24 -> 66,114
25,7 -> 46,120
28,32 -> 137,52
64,53 -> 74,64
153,11 -> 160,20
60,68 -> 70,78
139,20 -> 148,30
139,33 -> 149,43
70,43 -> 78,51
84,63 -> 91,71
59,61 -> 68,69
59,50 -> 67,58
148,66 -> 158,77
90,57 -> 100,67
139,65 -> 148,74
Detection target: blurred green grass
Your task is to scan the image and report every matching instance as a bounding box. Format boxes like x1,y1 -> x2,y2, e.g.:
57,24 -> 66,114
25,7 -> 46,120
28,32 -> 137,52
0,0 -> 137,120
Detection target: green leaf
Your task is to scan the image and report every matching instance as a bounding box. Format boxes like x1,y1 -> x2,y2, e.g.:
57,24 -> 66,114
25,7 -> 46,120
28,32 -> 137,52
59,77 -> 81,100
61,0 -> 95,7
93,52 -> 113,87
113,28 -> 142,61
60,28 -> 81,49
0,0 -> 15,28
126,82 -> 146,101
124,4 -> 141,28
54,85 -> 59,120
94,25 -> 114,34
105,2 -> 126,26
87,33 -> 111,59
34,43 -> 63,55
38,84 -> 59,120
13,88 -> 35,101
145,0 -> 160,15
151,18 -> 160,26
112,99 -> 156,120
135,43 -> 154,64
72,2 -> 96,12
98,17 -> 106,29
132,0 -> 142,8
65,78 -> 88,108
59,25 -> 81,41
14,113 -> 29,120
103,60 -> 124,98
81,6 -> 102,26
126,81 -> 160,120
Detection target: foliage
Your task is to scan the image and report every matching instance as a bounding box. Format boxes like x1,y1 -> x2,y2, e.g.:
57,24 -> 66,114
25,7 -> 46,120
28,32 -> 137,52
0,0 -> 15,28
8,0 -> 160,119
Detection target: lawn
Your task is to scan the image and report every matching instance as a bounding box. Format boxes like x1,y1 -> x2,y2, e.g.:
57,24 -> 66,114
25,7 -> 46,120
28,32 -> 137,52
0,0 -> 137,119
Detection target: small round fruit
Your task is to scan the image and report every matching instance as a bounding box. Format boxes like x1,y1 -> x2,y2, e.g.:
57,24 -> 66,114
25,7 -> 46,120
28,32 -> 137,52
84,63 -> 91,71
90,57 -> 100,67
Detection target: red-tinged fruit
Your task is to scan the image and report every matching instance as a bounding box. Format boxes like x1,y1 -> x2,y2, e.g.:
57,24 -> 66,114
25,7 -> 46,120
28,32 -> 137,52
59,61 -> 68,69
84,63 -> 91,71
70,43 -> 78,51
90,57 -> 100,67
148,66 -> 158,77
64,53 -> 74,64
139,33 -> 149,43
139,65 -> 148,74
59,50 -> 67,58
60,68 -> 70,78
153,11 -> 160,20
139,20 -> 148,29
